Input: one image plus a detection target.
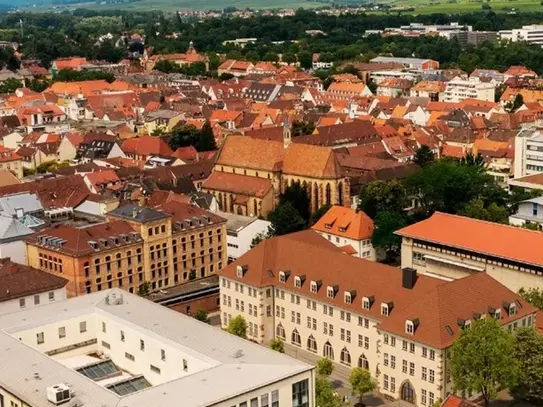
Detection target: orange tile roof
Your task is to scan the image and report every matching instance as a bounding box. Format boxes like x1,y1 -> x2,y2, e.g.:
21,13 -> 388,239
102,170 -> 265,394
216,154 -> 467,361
339,244 -> 358,255
312,205 -> 374,240
441,144 -> 469,159
396,211 -> 543,267
216,135 -> 285,172
53,57 -> 88,70
328,82 -> 368,94
202,171 -> 273,198
209,110 -> 243,122
504,65 -> 537,77
283,143 -> 341,178
441,395 -> 479,407
121,135 -> 173,157
410,81 -> 446,93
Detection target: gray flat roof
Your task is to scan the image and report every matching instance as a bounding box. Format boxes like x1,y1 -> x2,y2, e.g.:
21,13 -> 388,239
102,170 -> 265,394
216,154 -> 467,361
0,290 -> 311,407
216,210 -> 259,232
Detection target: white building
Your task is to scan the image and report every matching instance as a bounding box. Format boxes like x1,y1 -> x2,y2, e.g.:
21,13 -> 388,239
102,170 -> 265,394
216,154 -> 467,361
509,196 -> 543,228
0,289 -> 315,407
499,25 -> 543,46
217,211 -> 272,262
513,128 -> 543,178
370,70 -> 418,85
442,77 -> 496,103
0,259 -> 67,315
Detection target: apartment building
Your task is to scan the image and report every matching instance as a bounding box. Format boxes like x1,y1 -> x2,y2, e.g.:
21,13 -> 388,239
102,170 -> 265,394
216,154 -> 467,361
219,230 -> 536,405
396,211 -> 543,292
513,128 -> 543,178
311,205 -> 378,260
499,25 -> 543,46
443,77 -> 496,103
24,203 -> 227,297
0,289 -> 315,407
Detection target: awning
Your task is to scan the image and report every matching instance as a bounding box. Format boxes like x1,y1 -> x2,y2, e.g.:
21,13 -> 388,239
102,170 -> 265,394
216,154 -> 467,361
424,254 -> 485,272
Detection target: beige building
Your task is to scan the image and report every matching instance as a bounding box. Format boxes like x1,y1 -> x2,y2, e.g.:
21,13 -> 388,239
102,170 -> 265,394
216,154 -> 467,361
202,131 -> 350,217
219,230 -> 537,406
396,211 -> 543,292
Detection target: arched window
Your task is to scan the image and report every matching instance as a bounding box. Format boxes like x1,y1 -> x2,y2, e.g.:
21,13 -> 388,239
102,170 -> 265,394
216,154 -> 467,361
218,193 -> 223,210
307,335 -> 317,353
313,182 -> 319,209
338,182 -> 344,206
83,261 -> 90,277
323,341 -> 334,360
340,347 -> 351,366
253,199 -> 258,217
291,329 -> 301,346
358,354 -> 369,370
325,183 -> 332,206
276,323 -> 285,339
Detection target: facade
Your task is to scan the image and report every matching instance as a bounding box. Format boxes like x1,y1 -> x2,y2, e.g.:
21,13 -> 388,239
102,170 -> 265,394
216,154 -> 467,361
443,77 -> 496,103
24,203 -> 227,297
499,25 -> 543,46
216,210 -> 272,262
396,211 -> 543,292
370,57 -> 439,70
509,196 -> 543,228
219,231 -> 536,406
311,205 -> 377,260
513,128 -> 543,178
0,258 -> 67,315
202,133 -> 350,218
0,289 -> 315,407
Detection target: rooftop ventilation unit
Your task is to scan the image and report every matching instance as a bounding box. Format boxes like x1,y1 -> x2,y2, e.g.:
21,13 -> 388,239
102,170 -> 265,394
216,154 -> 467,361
46,384 -> 72,405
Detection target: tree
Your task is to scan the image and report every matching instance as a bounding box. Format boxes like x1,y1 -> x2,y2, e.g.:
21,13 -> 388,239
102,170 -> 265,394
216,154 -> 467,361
0,78 -> 23,94
227,315 -> 247,338
349,368 -> 375,402
460,152 -> 485,168
413,145 -> 435,168
138,281 -> 151,296
195,121 -> 217,152
282,52 -> 297,64
512,327 -> 543,404
316,375 -> 343,407
451,318 -> 518,407
506,93 -> 524,113
262,51 -> 278,62
169,124 -> 199,149
372,211 -> 408,251
194,309 -> 210,323
298,51 -> 313,70
358,180 -> 408,219
279,182 -> 311,223
316,358 -> 334,376
270,338 -> 285,353
250,230 -> 272,248
518,287 -> 543,310
462,199 -> 508,224
219,72 -> 235,81
310,204 -> 331,226
268,201 -> 306,236
291,120 -> 315,137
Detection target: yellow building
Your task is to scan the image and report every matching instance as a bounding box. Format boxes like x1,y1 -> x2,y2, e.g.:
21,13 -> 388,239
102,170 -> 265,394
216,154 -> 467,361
202,128 -> 350,217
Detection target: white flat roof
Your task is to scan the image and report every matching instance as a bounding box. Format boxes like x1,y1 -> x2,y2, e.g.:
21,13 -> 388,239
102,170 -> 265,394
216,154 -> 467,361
0,290 -> 312,407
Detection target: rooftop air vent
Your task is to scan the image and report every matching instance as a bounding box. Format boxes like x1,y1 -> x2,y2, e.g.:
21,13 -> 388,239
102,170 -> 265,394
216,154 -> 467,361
46,384 -> 72,405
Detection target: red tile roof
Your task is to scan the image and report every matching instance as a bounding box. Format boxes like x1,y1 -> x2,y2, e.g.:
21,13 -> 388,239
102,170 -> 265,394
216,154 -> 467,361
121,135 -> 173,157
202,171 -> 273,198
312,205 -> 374,240
396,212 -> 543,267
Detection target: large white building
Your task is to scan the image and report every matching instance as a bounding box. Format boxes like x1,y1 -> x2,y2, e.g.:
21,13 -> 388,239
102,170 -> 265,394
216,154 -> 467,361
443,77 -> 495,103
0,289 -> 315,407
499,25 -> 543,46
513,128 -> 543,178
220,231 -> 537,406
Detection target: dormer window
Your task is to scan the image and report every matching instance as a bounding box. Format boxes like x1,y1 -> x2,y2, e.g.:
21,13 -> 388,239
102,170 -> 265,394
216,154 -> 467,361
324,223 -> 332,229
327,286 -> 337,299
381,302 -> 392,316
236,265 -> 248,278
338,226 -> 347,232
362,296 -> 374,310
88,241 -> 98,251
494,309 -> 501,320
464,319 -> 472,329
509,303 -> 517,316
279,270 -> 290,283
344,292 -> 352,304
310,280 -> 321,293
294,276 -> 302,288
405,319 -> 419,335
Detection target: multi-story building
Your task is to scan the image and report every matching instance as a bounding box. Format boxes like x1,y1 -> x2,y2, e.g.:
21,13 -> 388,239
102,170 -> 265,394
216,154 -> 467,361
24,203 -> 227,297
370,57 -> 439,70
443,77 -> 496,103
311,205 -> 378,260
0,289 -> 315,407
396,211 -> 543,292
513,128 -> 543,178
499,25 -> 543,46
0,258 -> 67,315
509,196 -> 543,228
219,230 -> 537,406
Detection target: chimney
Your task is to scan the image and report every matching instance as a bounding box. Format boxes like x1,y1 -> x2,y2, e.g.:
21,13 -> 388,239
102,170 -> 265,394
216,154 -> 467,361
402,267 -> 417,289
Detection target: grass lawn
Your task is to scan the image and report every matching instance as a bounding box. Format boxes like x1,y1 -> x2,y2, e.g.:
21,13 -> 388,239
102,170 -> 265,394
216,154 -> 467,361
380,0 -> 543,14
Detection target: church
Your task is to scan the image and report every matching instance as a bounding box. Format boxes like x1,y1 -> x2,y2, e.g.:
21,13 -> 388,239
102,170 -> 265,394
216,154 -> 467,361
202,125 -> 350,217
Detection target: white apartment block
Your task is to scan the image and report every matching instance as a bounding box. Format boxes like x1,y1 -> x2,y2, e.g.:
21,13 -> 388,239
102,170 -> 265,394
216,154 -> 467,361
443,77 -> 495,103
0,289 -> 315,407
369,71 -> 418,85
514,128 -> 543,178
219,231 -> 537,406
499,25 -> 543,46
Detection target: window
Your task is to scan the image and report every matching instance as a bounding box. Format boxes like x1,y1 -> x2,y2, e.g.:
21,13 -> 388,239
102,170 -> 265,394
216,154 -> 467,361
324,341 -> 334,359
327,286 -> 335,298
384,353 -> 389,366
391,355 -> 396,369
140,339 -> 145,351
362,297 -> 371,310
390,377 -> 395,392
340,347 -> 351,366
251,398 -> 258,407
402,360 -> 408,373
37,332 -> 44,344
409,362 -> 415,376
402,340 -> 408,351
391,336 -> 396,347
422,367 -> 428,381
276,323 -> 285,339
310,281 -> 318,293
429,392 -> 435,406
358,354 -> 369,370
422,347 -> 428,358
19,298 -> 25,308
406,320 -> 414,334
150,365 -> 161,374
384,334 -> 389,345
120,330 -> 125,342
381,303 -> 389,316
307,335 -> 317,352
384,374 -> 389,390
292,379 -> 309,407
183,359 -> 188,371
48,292 -> 55,301
261,394 -> 269,407
271,390 -> 279,407
125,352 -> 135,361
429,350 -> 435,360
80,321 -> 87,333
161,349 -> 166,361
102,341 -> 110,349
421,389 -> 427,405
291,329 -> 301,346
102,322 -> 106,333
58,326 -> 66,339
344,292 -> 352,304
429,369 -> 435,383
410,343 -> 415,353
34,295 -> 40,305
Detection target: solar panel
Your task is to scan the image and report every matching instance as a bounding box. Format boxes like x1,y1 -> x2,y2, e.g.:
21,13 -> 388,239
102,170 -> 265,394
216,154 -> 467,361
76,360 -> 119,381
106,376 -> 151,396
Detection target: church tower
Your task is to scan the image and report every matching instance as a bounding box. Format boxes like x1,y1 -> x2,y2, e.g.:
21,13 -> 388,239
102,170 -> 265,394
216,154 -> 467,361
283,119 -> 292,149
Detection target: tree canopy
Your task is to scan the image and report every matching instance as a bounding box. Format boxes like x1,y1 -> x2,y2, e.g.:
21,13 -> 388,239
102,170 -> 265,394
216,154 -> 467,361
512,327 -> 543,405
227,315 -> 247,338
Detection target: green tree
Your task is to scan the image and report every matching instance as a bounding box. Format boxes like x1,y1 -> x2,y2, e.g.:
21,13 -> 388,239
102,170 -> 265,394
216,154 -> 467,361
227,315 -> 247,338
506,94 -> 524,113
195,121 -> 217,152
413,145 -> 435,168
358,180 -> 408,219
282,52 -> 297,64
279,182 -> 311,223
270,338 -> 285,353
310,204 -> 331,226
194,309 -> 210,323
316,358 -> 334,376
291,120 -> 315,137
451,318 -> 518,407
518,287 -> 543,310
372,211 -> 408,251
316,375 -> 343,407
268,201 -> 306,236
0,78 -> 23,94
169,124 -> 199,149
512,327 -> 543,404
462,199 -> 508,224
262,51 -> 278,62
250,230 -> 272,248
349,367 -> 375,402
298,51 -> 313,70
138,281 -> 151,296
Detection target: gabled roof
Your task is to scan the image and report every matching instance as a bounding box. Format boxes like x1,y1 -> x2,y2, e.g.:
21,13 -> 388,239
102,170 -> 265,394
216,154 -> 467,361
312,205 -> 374,240
202,171 -> 273,198
215,135 -> 285,172
121,136 -> 173,157
283,144 -> 342,178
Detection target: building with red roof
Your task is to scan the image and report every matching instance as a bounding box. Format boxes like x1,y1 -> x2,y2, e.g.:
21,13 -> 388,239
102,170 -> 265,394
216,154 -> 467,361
120,135 -> 174,161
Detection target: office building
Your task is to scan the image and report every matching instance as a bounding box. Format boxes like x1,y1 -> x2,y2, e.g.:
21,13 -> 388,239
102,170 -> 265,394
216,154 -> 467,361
443,77 -> 496,103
